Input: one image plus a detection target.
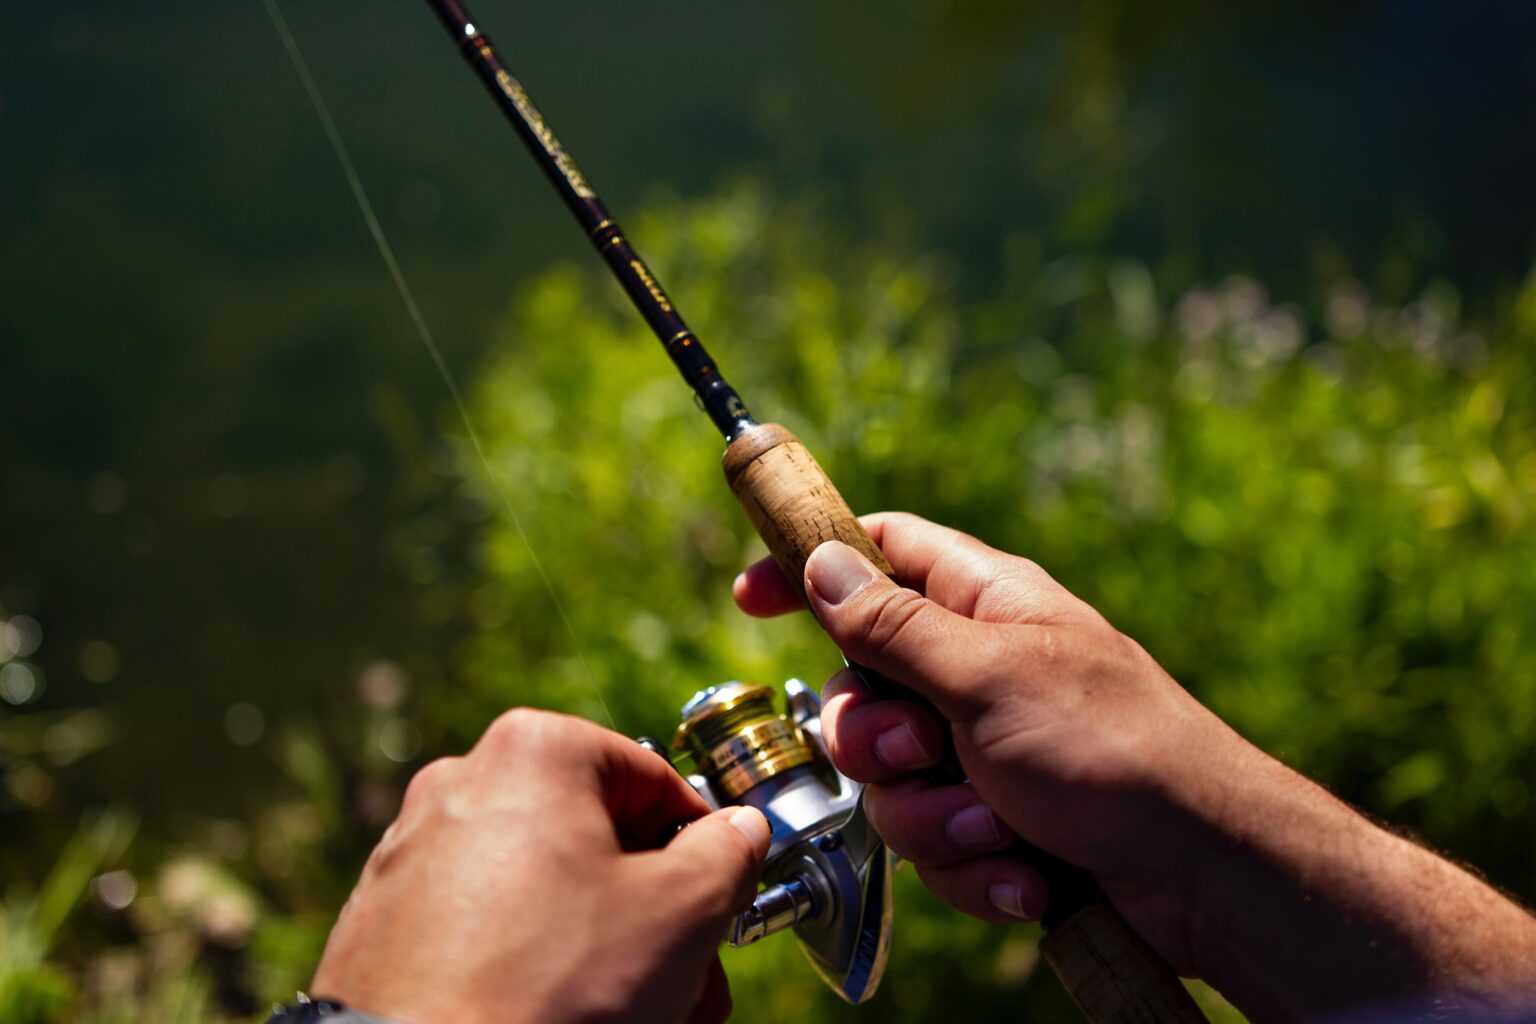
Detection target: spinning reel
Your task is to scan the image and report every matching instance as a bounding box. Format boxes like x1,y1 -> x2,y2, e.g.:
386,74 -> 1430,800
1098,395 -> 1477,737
641,680 -> 893,1004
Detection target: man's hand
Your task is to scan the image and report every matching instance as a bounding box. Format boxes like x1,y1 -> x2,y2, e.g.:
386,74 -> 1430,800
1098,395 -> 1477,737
735,512 -> 1536,1020
736,512 -> 1233,961
312,709 -> 770,1024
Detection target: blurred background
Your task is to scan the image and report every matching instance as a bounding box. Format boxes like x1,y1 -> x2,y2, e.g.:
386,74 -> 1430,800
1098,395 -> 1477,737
3,0 -> 1535,1020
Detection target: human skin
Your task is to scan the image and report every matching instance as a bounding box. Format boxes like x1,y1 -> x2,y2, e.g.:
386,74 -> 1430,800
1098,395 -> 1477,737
311,709 -> 771,1024
734,512 -> 1536,1021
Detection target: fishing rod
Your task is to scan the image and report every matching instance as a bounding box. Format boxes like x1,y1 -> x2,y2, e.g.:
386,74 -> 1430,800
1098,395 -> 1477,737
421,1 -> 1204,1019
422,1 -> 752,442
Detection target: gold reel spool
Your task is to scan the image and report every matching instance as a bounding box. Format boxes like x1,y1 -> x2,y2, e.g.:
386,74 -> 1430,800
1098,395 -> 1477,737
671,682 -> 815,800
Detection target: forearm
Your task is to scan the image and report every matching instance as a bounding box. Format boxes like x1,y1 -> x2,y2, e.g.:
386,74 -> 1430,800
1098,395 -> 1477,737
1192,743 -> 1536,1020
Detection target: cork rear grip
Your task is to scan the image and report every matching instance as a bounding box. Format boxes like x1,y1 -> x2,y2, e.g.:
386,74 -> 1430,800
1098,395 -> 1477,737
722,423 -> 890,599
1041,899 -> 1207,1023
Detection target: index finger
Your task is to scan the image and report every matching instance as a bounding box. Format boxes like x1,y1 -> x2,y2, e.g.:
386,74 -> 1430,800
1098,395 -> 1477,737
472,710 -> 710,851
732,511 -> 957,618
570,716 -> 713,850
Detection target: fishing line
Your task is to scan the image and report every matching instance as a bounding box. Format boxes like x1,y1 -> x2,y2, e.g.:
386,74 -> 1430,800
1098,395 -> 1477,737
260,0 -> 615,730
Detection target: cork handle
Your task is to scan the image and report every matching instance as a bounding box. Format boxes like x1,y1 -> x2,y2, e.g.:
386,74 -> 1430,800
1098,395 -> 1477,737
1041,899 -> 1207,1023
721,422 -> 1207,1024
722,423 -> 890,598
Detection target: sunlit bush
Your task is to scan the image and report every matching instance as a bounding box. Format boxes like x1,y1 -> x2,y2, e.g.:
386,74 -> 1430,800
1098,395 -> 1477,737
11,182 -> 1533,1022
453,183 -> 1535,1020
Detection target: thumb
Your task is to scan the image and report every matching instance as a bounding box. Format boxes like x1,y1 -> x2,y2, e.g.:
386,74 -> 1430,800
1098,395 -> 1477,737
662,806 -> 771,924
805,540 -> 1005,719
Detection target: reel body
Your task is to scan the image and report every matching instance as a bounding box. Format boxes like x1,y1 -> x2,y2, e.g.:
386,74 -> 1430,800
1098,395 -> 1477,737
661,680 -> 894,1004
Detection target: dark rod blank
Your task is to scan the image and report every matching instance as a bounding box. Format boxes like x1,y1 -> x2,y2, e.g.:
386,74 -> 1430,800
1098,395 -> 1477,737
423,0 -> 756,441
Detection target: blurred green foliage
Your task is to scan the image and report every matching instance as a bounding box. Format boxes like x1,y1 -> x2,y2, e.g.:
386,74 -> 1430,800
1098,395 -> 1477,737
427,183 -> 1536,1019
6,178 -> 1536,1019
5,167 -> 1536,1018
5,2 -> 1536,1018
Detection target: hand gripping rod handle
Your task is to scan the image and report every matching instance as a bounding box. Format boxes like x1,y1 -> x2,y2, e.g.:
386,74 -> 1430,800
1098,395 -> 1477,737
723,422 -> 1207,1023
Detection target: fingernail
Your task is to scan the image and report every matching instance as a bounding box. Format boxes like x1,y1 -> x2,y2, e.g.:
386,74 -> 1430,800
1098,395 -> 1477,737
874,723 -> 932,769
728,806 -> 770,845
947,804 -> 1003,848
989,882 -> 1028,918
807,542 -> 878,606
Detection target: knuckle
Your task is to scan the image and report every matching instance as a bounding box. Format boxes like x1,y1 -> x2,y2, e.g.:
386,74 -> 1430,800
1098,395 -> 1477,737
714,829 -> 762,897
679,858 -> 754,921
701,822 -> 764,915
1114,628 -> 1157,670
861,784 -> 895,833
864,783 -> 934,860
877,510 -> 923,532
401,755 -> 460,811
1014,554 -> 1043,575
483,706 -> 549,751
363,827 -> 397,875
821,707 -> 894,782
819,667 -> 867,706
859,586 -> 929,652
821,723 -> 853,774
863,787 -> 913,850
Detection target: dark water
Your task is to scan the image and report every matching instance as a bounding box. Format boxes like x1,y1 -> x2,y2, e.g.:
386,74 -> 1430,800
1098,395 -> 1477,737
3,0 -> 1534,869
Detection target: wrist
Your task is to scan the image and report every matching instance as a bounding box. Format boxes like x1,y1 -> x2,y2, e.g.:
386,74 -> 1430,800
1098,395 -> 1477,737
1090,697 -> 1286,976
1186,741 -> 1379,1016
